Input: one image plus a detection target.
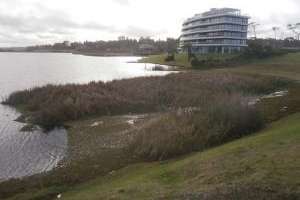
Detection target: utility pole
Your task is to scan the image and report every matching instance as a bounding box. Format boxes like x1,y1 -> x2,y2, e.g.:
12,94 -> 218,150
249,22 -> 260,39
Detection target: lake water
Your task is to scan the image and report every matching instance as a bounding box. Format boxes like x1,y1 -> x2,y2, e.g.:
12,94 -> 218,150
0,52 -> 170,181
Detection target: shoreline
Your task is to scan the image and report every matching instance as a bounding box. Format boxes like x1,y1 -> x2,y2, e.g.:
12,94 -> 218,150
1,53 -> 300,200
0,50 -> 143,57
1,83 -> 299,199
0,50 -> 181,72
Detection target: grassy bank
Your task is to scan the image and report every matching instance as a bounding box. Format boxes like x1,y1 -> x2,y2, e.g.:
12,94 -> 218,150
1,53 -> 300,200
139,53 -> 192,68
0,114 -> 150,200
222,53 -> 300,81
3,71 -> 291,161
139,53 -> 237,68
8,112 -> 299,200
62,113 -> 300,200
140,52 -> 300,72
1,83 -> 300,200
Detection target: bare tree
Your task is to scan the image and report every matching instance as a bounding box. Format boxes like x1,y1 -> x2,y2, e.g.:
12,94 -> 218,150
248,22 -> 260,39
287,23 -> 300,40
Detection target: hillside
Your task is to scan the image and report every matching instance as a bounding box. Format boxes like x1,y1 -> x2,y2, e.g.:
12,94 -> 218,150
46,113 -> 300,200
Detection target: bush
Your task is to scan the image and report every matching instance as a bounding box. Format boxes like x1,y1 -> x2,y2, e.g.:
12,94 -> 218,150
190,57 -> 204,69
128,94 -> 264,160
164,54 -> 175,62
190,55 -> 235,69
242,40 -> 287,59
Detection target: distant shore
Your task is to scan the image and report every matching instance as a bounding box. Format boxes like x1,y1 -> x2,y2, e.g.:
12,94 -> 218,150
0,50 -> 142,57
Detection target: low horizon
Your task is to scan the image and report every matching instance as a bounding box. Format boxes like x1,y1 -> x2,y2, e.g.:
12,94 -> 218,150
0,1 -> 300,198
0,0 -> 299,47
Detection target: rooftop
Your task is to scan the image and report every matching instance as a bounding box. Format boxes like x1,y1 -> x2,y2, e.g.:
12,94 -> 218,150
185,8 -> 249,23
202,8 -> 241,17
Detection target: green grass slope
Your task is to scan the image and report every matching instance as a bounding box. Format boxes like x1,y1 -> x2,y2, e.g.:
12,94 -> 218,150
141,52 -> 300,81
139,53 -> 192,68
59,113 -> 300,200
139,53 -> 236,68
226,53 -> 300,81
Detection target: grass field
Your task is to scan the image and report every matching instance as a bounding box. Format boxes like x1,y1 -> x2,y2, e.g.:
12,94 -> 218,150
6,113 -> 300,200
139,53 -> 236,68
53,113 -> 300,200
61,52 -> 300,199
224,53 -> 300,81
139,53 -> 191,68
141,53 -> 300,81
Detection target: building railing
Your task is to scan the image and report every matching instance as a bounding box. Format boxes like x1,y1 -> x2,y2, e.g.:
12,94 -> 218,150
180,40 -> 247,46
181,36 -> 247,41
181,27 -> 248,35
183,20 -> 248,29
184,13 -> 250,25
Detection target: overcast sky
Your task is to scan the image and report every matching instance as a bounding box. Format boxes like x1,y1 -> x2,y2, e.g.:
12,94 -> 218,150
0,0 -> 299,47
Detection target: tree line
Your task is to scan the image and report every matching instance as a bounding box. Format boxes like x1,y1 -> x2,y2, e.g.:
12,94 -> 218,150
25,37 -> 178,55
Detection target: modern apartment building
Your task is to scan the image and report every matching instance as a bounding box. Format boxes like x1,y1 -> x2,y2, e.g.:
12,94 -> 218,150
179,8 -> 249,54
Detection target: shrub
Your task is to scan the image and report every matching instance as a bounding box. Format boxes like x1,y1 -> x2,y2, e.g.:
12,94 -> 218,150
190,55 -> 232,69
164,54 -> 175,62
128,94 -> 264,160
242,40 -> 288,59
190,57 -> 205,69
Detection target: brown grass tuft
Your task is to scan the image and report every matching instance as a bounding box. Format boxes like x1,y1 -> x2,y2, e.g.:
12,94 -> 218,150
3,72 -> 288,130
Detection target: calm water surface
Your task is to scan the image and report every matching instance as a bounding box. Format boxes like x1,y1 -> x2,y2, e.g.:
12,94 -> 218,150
0,52 -> 170,181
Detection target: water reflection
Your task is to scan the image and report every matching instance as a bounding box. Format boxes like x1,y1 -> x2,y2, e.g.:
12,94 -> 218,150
0,104 -> 67,181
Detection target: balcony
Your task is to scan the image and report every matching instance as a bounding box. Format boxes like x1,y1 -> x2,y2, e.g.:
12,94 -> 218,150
183,20 -> 248,30
182,27 -> 248,35
179,40 -> 247,47
181,36 -> 247,41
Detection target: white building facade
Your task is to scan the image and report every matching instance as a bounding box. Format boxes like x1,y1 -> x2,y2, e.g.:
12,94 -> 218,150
179,8 -> 249,54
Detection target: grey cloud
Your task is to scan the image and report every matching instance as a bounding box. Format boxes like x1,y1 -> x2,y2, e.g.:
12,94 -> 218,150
80,22 -> 118,32
0,12 -> 118,36
112,0 -> 130,6
0,1 -> 121,46
123,26 -> 167,38
0,6 -> 165,46
252,11 -> 300,38
0,32 -> 39,46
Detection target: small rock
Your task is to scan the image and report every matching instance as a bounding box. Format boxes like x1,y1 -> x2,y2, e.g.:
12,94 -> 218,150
109,170 -> 116,175
127,119 -> 135,125
91,121 -> 103,127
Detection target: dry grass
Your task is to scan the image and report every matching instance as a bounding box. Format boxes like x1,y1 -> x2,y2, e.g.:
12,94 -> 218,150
2,72 -> 290,160
0,71 -> 297,200
3,72 -> 288,130
128,93 -> 264,160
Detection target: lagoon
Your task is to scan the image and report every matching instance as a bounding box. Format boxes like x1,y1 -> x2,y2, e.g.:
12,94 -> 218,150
0,52 -> 169,181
